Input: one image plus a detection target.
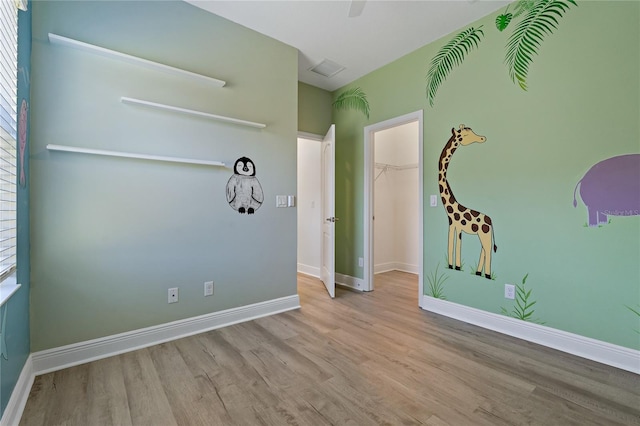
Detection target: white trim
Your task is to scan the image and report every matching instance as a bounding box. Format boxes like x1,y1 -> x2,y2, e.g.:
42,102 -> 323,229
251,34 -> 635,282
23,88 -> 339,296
0,355 -> 34,426
297,263 -> 320,278
48,33 -> 226,87
32,295 -> 300,375
0,274 -> 20,307
421,296 -> 640,374
335,272 -> 365,292
297,131 -> 324,142
363,110 -> 424,305
374,262 -> 419,275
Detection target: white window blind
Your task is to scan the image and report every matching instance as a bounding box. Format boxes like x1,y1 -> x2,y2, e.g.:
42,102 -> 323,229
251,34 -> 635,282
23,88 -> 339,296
0,0 -> 18,282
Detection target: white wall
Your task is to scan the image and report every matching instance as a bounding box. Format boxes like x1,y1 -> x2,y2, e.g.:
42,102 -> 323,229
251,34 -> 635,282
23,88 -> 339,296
374,122 -> 419,274
297,138 -> 322,276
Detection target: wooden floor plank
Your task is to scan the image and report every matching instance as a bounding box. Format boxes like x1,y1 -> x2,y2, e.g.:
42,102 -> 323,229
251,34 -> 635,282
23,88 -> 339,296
20,271 -> 640,426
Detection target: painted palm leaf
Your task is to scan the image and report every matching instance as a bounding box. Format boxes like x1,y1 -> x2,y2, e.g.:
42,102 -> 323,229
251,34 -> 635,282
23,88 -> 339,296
513,0 -> 536,18
496,13 -> 513,31
426,26 -> 484,107
333,87 -> 370,119
505,0 -> 577,90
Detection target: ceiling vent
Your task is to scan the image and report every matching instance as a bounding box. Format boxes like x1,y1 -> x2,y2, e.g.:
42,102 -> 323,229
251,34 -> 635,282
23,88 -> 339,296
309,59 -> 346,78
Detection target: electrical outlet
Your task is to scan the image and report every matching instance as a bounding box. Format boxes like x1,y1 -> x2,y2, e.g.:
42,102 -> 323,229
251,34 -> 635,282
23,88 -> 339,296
168,287 -> 179,303
358,257 -> 364,267
204,281 -> 214,297
504,284 -> 515,300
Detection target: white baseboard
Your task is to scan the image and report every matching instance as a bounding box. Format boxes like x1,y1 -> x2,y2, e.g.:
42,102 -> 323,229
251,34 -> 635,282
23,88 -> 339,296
335,272 -> 365,292
0,355 -> 34,426
297,263 -> 320,278
32,294 -> 300,375
374,262 -> 418,275
421,295 -> 640,374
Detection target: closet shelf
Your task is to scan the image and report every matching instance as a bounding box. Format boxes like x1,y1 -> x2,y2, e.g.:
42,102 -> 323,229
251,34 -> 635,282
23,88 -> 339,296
46,144 -> 227,168
48,33 -> 226,88
121,97 -> 267,129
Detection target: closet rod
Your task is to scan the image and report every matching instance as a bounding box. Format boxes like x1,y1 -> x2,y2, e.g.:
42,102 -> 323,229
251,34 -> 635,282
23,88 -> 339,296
46,144 -> 227,167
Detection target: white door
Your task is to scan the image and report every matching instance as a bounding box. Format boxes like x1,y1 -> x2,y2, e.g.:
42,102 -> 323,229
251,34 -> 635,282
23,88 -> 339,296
320,125 -> 336,298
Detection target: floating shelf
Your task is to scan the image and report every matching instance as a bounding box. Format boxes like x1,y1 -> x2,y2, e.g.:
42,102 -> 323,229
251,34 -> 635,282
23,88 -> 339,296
47,144 -> 227,168
121,97 -> 266,129
48,33 -> 226,88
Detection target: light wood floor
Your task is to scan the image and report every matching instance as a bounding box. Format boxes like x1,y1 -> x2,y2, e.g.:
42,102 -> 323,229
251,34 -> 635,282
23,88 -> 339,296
20,271 -> 640,425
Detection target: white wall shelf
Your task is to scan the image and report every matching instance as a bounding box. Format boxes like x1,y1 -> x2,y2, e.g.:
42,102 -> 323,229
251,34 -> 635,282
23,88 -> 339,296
48,33 -> 226,88
46,144 -> 227,168
121,97 -> 267,129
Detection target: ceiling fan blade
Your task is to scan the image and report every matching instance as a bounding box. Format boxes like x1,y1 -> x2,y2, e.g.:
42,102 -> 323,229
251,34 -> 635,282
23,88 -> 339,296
348,0 -> 366,18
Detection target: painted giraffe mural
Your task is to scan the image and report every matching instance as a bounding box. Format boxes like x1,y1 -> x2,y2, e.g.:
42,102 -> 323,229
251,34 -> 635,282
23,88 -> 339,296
439,125 -> 497,279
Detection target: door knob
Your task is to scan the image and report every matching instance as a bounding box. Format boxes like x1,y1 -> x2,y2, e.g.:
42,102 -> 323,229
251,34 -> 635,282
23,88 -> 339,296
325,217 -> 339,222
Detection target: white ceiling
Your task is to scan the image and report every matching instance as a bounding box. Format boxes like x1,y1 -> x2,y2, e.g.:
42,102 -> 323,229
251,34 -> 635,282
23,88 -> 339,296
186,0 -> 510,92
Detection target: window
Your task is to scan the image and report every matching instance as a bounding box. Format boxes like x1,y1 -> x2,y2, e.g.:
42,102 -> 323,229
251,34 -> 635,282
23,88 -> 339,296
0,0 -> 18,282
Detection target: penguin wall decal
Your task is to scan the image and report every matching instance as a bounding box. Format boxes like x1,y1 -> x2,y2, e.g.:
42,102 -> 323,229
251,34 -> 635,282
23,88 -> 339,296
226,157 -> 264,214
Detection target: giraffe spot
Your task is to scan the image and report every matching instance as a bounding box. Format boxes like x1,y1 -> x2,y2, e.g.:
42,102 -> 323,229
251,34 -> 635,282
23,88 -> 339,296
458,205 -> 467,212
482,224 -> 490,233
463,212 -> 472,221
439,184 -> 443,193
449,196 -> 455,205
476,218 -> 481,222
461,220 -> 467,225
471,210 -> 480,217
454,213 -> 460,221
471,224 -> 478,232
446,205 -> 454,213
448,217 -> 452,225
444,188 -> 449,195
484,216 -> 492,225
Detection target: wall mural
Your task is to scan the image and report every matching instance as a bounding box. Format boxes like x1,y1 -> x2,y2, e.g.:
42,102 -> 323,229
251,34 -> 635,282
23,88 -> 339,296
426,263 -> 449,299
18,99 -> 28,188
332,87 -> 370,119
573,154 -> 640,227
500,273 -> 545,324
226,157 -> 264,215
439,125 -> 497,280
426,0 -> 577,106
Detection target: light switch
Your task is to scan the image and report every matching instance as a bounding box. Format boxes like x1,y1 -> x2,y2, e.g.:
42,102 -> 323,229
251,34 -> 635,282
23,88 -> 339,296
276,195 -> 287,207
288,195 -> 296,207
430,195 -> 438,207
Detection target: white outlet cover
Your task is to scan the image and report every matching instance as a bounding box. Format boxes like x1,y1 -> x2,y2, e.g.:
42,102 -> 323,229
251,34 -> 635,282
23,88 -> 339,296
204,281 -> 214,296
276,195 -> 287,207
504,284 -> 515,300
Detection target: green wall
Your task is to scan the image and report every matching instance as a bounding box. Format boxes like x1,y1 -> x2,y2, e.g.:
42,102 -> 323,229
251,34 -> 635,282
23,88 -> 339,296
1,3 -> 31,415
30,1 -> 298,351
333,1 -> 640,350
298,82 -> 332,135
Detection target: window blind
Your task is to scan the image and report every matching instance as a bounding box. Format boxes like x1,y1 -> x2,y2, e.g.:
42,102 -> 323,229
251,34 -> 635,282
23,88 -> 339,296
0,0 -> 18,281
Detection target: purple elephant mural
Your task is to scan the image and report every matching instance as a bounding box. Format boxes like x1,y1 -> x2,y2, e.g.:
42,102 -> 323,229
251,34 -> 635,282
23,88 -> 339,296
573,154 -> 640,227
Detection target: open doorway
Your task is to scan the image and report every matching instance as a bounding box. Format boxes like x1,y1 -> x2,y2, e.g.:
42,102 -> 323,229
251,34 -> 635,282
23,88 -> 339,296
297,135 -> 322,278
364,111 -> 424,306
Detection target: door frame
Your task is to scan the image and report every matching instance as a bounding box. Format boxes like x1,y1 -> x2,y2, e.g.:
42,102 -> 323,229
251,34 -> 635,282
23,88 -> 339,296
363,110 -> 424,307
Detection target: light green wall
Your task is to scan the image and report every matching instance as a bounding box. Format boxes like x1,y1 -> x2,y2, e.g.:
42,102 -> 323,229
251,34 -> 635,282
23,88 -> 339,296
30,1 -> 298,351
333,1 -> 640,350
298,82 -> 332,135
